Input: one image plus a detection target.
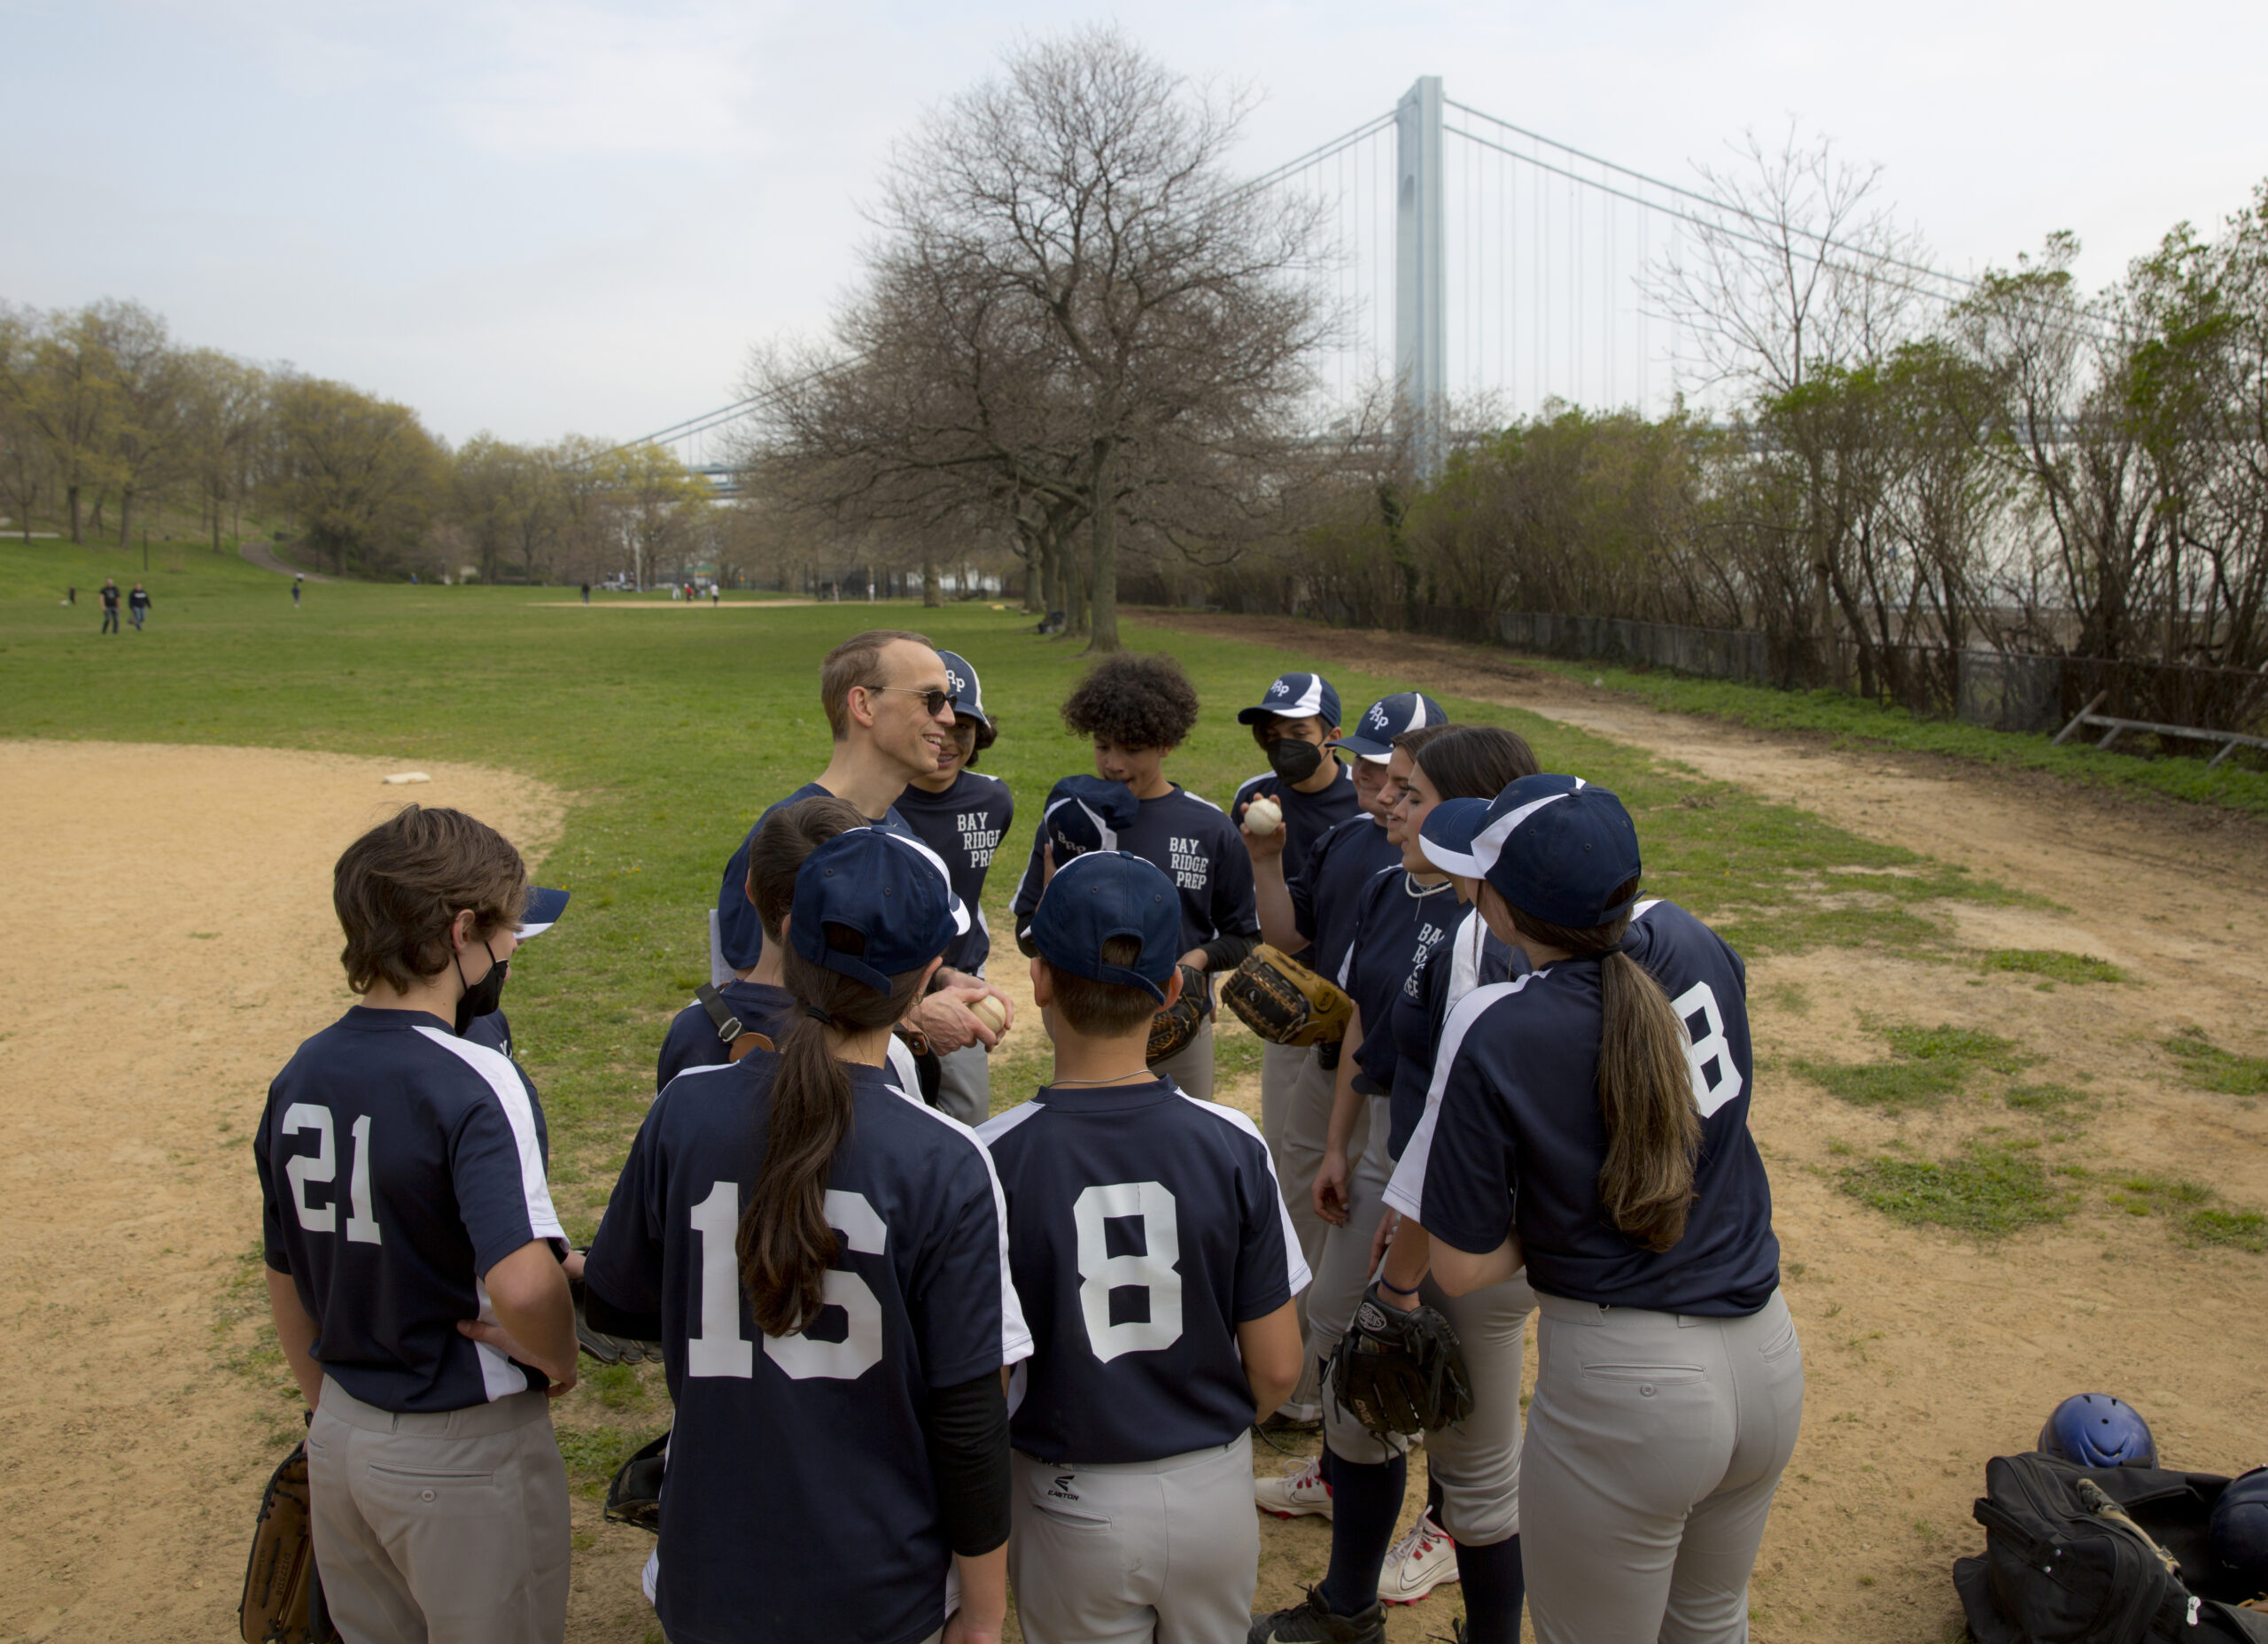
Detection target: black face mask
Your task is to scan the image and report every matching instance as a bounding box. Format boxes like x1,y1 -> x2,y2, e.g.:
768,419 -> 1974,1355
1267,737 -> 1324,785
454,940 -> 509,1035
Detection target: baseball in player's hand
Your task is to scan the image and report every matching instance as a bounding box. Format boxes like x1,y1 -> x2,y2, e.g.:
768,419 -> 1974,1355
913,981 -> 1006,1052
1313,1146 -> 1351,1227
1239,798 -> 1288,862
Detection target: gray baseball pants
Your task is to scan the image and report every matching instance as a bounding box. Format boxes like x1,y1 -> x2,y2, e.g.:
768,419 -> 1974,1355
1261,1041 -> 1352,1408
1523,1290 -> 1805,1644
1009,1433 -> 1259,1644
934,1042 -> 991,1126
1150,1016 -> 1216,1102
307,1376 -> 569,1644
1312,1099 -> 1534,1547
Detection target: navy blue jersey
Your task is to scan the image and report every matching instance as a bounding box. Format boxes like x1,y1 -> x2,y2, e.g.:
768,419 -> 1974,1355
893,771 -> 1014,974
256,1007 -> 566,1413
1384,901 -> 1779,1316
715,781 -> 911,971
462,1008 -> 513,1059
654,979 -> 796,1092
1012,785 -> 1258,958
584,1058 -> 1029,1644
1231,763 -> 1360,883
1286,814 -> 1403,981
978,1078 -> 1307,1463
1380,909 -> 1520,1159
1342,869 -> 1462,1095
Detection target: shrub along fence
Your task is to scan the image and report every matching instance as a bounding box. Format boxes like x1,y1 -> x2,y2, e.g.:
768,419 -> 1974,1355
1135,577 -> 2268,747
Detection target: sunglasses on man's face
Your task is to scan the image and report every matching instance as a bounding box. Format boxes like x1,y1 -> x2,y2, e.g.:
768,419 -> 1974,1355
873,686 -> 954,717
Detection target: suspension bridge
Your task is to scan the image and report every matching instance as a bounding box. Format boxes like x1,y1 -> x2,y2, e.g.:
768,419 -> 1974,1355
633,76 -> 1981,490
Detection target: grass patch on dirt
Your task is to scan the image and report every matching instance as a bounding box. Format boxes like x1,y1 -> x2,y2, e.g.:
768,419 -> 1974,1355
554,1423 -> 648,1494
1530,660 -> 2268,815
2004,1082 -> 2094,1115
2161,1028 -> 2268,1097
1837,1143 -> 2076,1237
1797,1021 -> 2039,1113
1978,949 -> 2126,985
2103,1173 -> 2268,1253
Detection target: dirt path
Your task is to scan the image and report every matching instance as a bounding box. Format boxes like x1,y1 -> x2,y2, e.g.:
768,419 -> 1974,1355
1143,610 -> 2268,1640
238,540 -> 330,580
0,742 -> 562,1642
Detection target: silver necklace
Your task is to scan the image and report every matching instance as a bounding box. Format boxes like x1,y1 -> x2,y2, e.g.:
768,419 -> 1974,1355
1404,872 -> 1454,900
1049,1071 -> 1154,1088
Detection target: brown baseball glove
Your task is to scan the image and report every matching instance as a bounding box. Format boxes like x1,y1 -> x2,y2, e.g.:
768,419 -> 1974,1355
239,1438 -> 337,1643
1221,944 -> 1354,1048
1146,964 -> 1210,1065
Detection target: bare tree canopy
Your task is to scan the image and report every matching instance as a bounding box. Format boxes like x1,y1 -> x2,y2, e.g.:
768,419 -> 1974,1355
744,27 -> 1329,649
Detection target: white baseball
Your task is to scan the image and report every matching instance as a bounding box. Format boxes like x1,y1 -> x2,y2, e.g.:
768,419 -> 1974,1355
969,995 -> 1008,1036
1245,796 -> 1283,836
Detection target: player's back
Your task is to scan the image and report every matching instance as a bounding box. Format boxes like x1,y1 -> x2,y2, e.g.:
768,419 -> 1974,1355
584,1054 -> 1027,1644
980,1075 -> 1308,1464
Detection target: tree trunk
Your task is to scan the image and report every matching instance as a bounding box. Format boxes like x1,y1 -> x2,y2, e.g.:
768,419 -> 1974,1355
1813,558 -> 1840,688
67,484 -> 82,544
922,556 -> 942,608
1085,445 -> 1121,653
1023,543 -> 1045,611
119,486 -> 134,550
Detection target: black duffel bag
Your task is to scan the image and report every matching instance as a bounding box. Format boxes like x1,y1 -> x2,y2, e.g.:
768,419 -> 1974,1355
1955,1452 -> 2268,1643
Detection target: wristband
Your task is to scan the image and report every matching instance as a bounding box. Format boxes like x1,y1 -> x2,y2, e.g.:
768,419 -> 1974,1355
1376,1276 -> 1421,1298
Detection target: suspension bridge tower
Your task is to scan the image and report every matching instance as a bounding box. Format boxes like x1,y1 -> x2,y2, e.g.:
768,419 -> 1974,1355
1395,74 -> 1447,477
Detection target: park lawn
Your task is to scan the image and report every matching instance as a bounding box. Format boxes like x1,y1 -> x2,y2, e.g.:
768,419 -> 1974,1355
0,539 -> 2017,1235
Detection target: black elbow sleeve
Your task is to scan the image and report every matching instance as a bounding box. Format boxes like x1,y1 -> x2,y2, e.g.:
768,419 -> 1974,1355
921,1371 -> 1012,1556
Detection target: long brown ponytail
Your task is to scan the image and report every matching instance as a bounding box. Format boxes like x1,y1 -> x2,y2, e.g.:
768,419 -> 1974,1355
1505,880 -> 1701,1252
737,924 -> 929,1337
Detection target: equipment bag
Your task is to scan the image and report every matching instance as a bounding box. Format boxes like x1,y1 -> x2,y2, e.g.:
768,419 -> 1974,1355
1955,1453 -> 2268,1643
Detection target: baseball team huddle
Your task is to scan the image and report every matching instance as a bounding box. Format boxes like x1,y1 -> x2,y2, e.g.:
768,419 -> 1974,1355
253,627 -> 1801,1644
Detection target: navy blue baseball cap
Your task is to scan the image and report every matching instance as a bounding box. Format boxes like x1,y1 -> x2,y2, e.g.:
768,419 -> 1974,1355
936,650 -> 990,729
1237,672 -> 1342,732
1333,691 -> 1448,761
788,827 -> 969,994
1415,798 -> 1492,878
1043,776 -> 1138,860
1463,774 -> 1643,928
1029,850 -> 1181,1004
515,887 -> 570,940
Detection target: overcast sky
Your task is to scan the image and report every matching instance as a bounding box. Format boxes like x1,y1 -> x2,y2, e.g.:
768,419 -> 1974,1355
6,0 -> 2262,446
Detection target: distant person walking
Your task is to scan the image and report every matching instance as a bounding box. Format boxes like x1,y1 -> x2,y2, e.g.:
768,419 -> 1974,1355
709,584 -> 718,608
99,579 -> 120,634
128,583 -> 151,631
293,574 -> 304,609
66,585 -> 75,606
580,582 -> 590,606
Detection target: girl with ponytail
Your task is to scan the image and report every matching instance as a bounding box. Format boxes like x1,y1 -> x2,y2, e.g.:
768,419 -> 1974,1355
584,826 -> 1029,1644
1365,775 -> 1802,1644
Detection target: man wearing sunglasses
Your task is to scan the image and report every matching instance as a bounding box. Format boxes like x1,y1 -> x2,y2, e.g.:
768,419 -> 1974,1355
893,649 -> 1016,1125
710,629 -> 1014,1067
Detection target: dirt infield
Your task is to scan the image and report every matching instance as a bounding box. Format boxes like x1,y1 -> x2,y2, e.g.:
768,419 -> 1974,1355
0,741 -> 562,1642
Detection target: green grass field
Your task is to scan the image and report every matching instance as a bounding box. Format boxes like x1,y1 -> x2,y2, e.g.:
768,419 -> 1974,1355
3,535 -> 2037,1235
0,538 -> 2040,1211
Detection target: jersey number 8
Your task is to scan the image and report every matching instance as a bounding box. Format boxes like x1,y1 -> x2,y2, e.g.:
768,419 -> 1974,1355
1671,982 -> 1744,1118
1073,1181 -> 1183,1361
687,1181 -> 886,1382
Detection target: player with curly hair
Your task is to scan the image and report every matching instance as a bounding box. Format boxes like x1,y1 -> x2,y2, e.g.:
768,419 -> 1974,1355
1010,651 -> 1259,1098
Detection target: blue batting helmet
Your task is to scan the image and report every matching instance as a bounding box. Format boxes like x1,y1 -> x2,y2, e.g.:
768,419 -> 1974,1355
2210,1467 -> 2268,1583
2037,1394 -> 2157,1469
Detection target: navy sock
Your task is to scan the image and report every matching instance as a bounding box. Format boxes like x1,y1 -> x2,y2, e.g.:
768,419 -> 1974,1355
1454,1533 -> 1525,1644
1317,1446 -> 1405,1617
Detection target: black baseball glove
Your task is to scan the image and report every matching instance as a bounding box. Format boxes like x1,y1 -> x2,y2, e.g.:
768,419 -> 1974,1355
571,1260 -> 663,1367
1146,964 -> 1211,1066
1326,1283 -> 1475,1436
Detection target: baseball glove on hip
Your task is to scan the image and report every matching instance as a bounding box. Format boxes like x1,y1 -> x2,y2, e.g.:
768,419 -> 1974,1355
1146,964 -> 1211,1065
1327,1283 -> 1475,1436
1221,944 -> 1354,1048
239,1438 -> 337,1643
571,1260 -> 663,1367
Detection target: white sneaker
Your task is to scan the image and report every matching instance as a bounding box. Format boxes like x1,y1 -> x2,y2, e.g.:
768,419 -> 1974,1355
1254,1454 -> 1333,1519
1378,1509 -> 1459,1605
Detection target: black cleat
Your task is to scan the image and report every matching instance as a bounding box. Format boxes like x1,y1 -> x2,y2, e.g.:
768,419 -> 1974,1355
1247,1586 -> 1386,1644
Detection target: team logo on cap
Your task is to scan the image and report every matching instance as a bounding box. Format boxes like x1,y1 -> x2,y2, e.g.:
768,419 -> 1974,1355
1270,679 -> 1290,697
1366,702 -> 1390,730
